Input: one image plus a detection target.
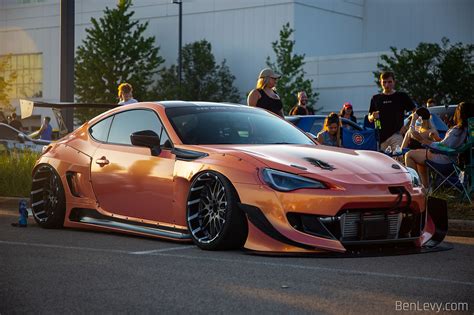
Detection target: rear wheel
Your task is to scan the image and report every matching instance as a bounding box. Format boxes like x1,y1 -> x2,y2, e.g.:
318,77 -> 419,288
31,164 -> 66,228
186,171 -> 247,250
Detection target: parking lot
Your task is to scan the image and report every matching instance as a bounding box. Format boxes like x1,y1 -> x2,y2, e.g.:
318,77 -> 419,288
1,198 -> 473,314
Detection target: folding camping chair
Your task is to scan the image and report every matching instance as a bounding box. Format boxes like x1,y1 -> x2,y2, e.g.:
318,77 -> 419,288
341,128 -> 378,151
425,118 -> 473,203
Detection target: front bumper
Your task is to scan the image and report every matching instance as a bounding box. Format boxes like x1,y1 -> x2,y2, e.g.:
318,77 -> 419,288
234,182 -> 442,254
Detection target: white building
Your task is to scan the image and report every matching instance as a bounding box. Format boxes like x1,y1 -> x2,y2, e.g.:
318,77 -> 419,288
0,0 -> 473,127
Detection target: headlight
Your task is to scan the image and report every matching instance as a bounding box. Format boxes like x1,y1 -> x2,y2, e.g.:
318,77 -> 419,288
407,167 -> 421,188
261,168 -> 327,191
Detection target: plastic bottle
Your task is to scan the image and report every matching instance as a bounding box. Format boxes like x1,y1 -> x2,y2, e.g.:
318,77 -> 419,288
394,145 -> 402,155
414,117 -> 422,132
12,199 -> 28,227
374,119 -> 381,130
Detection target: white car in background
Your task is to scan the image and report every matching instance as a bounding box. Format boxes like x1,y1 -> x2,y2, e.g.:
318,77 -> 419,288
0,123 -> 50,153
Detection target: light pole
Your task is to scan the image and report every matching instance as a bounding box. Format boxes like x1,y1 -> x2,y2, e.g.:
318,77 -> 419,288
60,0 -> 74,132
172,0 -> 182,88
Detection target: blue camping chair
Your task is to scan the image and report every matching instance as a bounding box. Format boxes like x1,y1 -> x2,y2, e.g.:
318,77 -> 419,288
425,130 -> 473,203
341,128 -> 378,151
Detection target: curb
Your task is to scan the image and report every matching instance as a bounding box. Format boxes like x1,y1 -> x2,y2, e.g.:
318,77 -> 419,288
1,196 -> 473,237
449,220 -> 474,237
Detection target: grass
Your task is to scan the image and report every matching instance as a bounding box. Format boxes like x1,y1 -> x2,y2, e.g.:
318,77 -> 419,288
0,150 -> 40,197
432,189 -> 474,220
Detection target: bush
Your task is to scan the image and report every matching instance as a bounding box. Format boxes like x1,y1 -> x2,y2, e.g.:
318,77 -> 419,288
0,150 -> 39,197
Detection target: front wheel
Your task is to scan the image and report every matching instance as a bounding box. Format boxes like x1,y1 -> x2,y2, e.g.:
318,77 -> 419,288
186,171 -> 247,250
30,164 -> 66,228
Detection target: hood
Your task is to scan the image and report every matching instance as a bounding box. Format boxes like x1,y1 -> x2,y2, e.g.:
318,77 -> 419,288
194,144 -> 409,185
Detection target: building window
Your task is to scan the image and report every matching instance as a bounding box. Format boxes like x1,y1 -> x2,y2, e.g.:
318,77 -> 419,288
15,0 -> 48,4
0,53 -> 43,99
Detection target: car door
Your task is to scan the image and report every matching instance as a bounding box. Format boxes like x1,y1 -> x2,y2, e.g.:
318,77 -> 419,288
90,109 -> 176,224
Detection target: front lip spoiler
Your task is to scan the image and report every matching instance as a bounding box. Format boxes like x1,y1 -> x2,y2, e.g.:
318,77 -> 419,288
244,242 -> 452,258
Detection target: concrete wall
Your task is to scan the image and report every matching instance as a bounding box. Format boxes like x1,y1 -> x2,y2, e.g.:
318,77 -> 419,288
304,51 -> 382,117
294,0 -> 364,56
1,0 -> 472,121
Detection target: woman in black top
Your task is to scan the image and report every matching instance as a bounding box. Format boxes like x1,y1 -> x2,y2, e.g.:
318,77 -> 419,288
247,68 -> 284,117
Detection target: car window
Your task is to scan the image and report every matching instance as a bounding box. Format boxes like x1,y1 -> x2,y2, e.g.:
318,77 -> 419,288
108,109 -> 170,147
89,116 -> 113,142
167,106 -> 314,145
0,124 -> 20,141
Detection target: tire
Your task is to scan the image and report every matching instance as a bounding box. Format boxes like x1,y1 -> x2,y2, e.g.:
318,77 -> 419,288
186,171 -> 248,250
30,164 -> 66,229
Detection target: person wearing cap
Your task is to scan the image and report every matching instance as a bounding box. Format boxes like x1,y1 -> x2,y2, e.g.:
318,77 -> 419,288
368,71 -> 415,151
247,68 -> 284,117
289,91 -> 310,116
339,102 -> 357,127
118,82 -> 138,105
401,107 -> 439,150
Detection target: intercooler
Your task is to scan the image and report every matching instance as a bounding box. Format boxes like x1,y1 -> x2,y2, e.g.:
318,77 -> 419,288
340,211 -> 403,240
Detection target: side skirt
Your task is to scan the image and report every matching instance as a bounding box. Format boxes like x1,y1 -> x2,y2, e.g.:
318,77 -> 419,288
69,208 -> 191,240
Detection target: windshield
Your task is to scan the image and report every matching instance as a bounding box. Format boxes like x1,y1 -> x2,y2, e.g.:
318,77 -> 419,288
166,106 -> 315,145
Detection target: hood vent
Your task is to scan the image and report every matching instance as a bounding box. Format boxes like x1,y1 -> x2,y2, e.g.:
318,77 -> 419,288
304,157 -> 335,171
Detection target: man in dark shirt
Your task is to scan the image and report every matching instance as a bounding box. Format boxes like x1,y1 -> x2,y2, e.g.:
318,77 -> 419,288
9,112 -> 23,131
289,91 -> 309,115
368,71 -> 415,151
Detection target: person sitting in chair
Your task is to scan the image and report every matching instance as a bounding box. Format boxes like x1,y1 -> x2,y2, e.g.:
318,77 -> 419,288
401,107 -> 439,150
316,113 -> 341,147
404,102 -> 472,187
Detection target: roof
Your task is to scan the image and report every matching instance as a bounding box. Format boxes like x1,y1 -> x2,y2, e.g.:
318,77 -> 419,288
158,101 -> 248,109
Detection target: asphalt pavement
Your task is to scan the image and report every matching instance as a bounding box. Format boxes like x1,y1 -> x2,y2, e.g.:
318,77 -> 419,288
1,198 -> 473,314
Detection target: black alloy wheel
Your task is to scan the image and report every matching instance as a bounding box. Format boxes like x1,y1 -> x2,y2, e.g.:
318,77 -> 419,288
186,171 -> 247,250
30,164 -> 66,228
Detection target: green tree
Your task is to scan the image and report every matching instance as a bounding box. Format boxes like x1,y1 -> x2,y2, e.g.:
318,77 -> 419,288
266,22 -> 318,114
75,0 -> 164,122
0,54 -> 17,113
157,40 -> 240,102
375,38 -> 473,106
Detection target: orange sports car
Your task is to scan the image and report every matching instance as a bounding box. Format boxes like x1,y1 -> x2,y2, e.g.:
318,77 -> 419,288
31,102 -> 447,254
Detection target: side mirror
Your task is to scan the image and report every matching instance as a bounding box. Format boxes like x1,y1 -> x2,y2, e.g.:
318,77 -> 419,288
130,130 -> 161,156
17,133 -> 26,143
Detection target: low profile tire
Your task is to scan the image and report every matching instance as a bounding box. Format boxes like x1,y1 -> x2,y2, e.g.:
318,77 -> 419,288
30,164 -> 66,228
186,171 -> 248,250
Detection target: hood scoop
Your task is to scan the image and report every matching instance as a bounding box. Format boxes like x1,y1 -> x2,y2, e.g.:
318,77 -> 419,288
304,157 -> 335,171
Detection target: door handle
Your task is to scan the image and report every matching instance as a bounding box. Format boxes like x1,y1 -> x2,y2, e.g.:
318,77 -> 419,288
96,156 -> 109,166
